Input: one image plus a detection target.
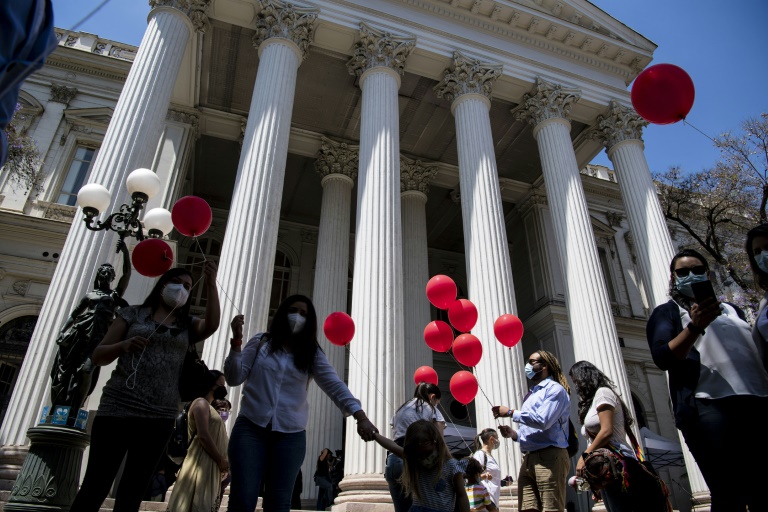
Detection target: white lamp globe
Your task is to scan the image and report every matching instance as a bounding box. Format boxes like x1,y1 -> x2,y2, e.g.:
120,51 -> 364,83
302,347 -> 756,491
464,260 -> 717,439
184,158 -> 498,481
126,168 -> 161,199
76,183 -> 111,214
143,207 -> 174,237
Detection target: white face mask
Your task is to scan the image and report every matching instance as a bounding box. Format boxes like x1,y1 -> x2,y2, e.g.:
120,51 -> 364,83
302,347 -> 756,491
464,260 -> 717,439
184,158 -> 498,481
756,252 -> 768,274
161,283 -> 189,308
287,312 -> 306,334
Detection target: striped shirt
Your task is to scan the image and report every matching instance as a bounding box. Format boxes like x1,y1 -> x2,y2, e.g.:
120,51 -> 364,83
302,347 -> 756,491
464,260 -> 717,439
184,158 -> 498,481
411,458 -> 462,512
465,482 -> 493,512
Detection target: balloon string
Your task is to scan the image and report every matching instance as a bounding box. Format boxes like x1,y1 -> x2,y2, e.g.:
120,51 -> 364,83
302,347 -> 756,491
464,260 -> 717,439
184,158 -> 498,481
682,119 -> 718,145
436,402 -> 475,454
344,344 -> 395,412
448,350 -> 494,407
190,236 -> 242,316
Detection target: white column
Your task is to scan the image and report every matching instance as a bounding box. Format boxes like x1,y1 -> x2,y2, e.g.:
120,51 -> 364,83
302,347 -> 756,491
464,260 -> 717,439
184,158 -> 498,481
593,101 -> 709,508
400,158 -> 437,392
513,78 -> 634,419
335,23 -> 414,508
200,3 -> 318,427
435,51 -> 527,483
302,138 -> 358,501
0,0 -> 204,447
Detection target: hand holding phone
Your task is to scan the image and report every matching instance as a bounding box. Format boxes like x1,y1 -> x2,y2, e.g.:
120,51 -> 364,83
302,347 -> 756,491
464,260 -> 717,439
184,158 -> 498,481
690,280 -> 718,305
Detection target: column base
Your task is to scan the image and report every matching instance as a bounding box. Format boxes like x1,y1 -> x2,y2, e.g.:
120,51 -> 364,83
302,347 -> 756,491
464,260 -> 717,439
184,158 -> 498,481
332,474 -> 392,511
0,445 -> 29,491
691,491 -> 711,512
4,425 -> 90,511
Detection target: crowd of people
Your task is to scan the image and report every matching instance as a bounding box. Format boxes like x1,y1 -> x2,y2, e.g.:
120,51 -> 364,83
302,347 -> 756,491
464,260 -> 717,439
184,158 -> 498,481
64,222 -> 768,512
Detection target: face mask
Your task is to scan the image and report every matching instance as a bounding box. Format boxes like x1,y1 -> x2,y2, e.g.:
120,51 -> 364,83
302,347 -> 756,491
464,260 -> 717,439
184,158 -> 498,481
420,450 -> 439,469
161,283 -> 189,308
524,363 -> 541,380
213,386 -> 228,400
492,439 -> 500,450
219,411 -> 230,422
675,273 -> 708,299
756,252 -> 768,274
287,313 -> 306,334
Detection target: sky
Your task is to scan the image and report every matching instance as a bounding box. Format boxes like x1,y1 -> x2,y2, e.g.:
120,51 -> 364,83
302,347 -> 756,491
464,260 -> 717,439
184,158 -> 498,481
50,0 -> 768,176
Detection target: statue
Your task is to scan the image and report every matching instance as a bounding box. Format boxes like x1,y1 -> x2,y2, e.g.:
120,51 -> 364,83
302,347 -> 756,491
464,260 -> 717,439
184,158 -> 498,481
49,241 -> 131,413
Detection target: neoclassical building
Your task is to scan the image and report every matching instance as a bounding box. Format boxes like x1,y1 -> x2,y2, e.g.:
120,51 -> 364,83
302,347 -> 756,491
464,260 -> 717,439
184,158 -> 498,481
0,0 -> 711,510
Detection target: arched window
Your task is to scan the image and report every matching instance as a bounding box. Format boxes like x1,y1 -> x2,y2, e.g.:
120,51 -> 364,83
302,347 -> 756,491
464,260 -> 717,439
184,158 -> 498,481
0,315 -> 38,425
631,393 -> 648,430
269,250 -> 292,318
183,237 -> 222,314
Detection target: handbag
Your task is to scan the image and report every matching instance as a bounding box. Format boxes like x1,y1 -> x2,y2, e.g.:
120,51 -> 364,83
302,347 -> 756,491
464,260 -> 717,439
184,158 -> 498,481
582,447 -> 626,491
179,342 -> 210,401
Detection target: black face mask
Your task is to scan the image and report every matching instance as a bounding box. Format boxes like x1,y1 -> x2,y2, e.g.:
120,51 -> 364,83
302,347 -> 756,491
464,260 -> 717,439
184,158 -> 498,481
213,386 -> 228,400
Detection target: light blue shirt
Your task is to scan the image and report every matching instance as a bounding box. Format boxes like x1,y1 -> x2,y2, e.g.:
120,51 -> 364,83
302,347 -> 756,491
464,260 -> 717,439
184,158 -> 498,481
512,377 -> 571,453
224,333 -> 362,433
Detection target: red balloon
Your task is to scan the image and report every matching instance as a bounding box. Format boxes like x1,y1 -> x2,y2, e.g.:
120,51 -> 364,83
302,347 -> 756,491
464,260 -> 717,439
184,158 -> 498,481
414,366 -> 439,386
494,314 -> 524,348
132,238 -> 173,277
452,334 -> 483,367
172,196 -> 213,237
447,299 -> 478,333
631,64 -> 695,125
426,275 -> 457,310
450,370 -> 478,405
323,312 -> 355,346
423,321 -> 454,352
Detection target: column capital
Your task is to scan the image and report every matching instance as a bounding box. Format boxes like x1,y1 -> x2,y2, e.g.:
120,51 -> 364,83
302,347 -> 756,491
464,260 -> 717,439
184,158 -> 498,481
252,0 -> 319,60
166,107 -> 200,138
512,77 -> 581,126
148,0 -> 211,33
400,156 -> 438,195
50,84 -> 78,105
516,191 -> 548,216
590,100 -> 648,148
315,137 -> 359,181
434,50 -> 502,104
347,23 -> 416,78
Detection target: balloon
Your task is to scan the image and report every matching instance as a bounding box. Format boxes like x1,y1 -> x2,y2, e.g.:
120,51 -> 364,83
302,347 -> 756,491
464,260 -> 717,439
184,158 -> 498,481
423,320 -> 454,352
447,299 -> 478,333
426,275 -> 457,309
631,64 -> 695,125
414,366 -> 439,386
450,370 -> 478,405
494,314 -> 524,348
323,312 -> 355,346
132,238 -> 173,277
172,196 -> 213,237
452,333 -> 482,367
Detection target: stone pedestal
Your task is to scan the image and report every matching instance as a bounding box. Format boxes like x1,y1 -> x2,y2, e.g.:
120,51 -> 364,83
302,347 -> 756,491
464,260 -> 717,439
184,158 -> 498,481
0,446 -> 29,491
4,426 -> 90,511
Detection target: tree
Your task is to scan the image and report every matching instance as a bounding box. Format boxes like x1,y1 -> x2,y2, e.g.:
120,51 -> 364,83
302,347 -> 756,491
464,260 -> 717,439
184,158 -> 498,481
655,113 -> 767,311
1,103 -> 43,192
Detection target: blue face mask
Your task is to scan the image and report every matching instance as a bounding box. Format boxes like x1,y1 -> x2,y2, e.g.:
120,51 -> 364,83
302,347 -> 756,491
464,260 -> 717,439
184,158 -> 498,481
524,363 -> 541,380
756,252 -> 768,274
675,273 -> 708,298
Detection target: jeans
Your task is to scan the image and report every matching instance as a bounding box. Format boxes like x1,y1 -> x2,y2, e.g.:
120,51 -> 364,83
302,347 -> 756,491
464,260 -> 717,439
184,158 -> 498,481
315,475 -> 333,510
70,416 -> 174,512
681,396 -> 768,512
227,416 -> 306,512
384,453 -> 412,512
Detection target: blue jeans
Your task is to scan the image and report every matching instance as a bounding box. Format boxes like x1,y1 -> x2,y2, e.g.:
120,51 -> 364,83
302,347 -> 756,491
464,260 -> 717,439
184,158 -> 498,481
385,453 -> 412,512
315,475 -> 333,510
227,416 -> 306,512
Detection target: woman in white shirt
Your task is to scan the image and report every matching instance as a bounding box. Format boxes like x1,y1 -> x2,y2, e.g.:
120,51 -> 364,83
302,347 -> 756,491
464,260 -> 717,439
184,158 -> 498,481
225,295 -> 378,512
568,361 -> 668,512
471,428 -> 502,507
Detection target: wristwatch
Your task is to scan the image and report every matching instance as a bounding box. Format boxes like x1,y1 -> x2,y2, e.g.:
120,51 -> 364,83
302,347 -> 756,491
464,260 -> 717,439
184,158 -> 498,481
686,322 -> 705,336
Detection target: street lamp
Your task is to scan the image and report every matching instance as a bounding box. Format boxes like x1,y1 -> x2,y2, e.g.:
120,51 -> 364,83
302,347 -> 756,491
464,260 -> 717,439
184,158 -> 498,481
76,168 -> 174,245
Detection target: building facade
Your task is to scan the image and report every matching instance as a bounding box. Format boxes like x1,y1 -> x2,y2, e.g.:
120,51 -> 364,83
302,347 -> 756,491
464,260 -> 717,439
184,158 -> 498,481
0,0 -> 711,510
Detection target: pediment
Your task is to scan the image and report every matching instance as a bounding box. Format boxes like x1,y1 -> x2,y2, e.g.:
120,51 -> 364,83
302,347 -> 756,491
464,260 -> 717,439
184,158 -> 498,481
63,107 -> 114,128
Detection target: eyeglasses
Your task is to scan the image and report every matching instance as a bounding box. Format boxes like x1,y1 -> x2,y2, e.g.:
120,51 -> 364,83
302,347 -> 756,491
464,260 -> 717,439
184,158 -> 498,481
528,359 -> 542,365
674,265 -> 707,278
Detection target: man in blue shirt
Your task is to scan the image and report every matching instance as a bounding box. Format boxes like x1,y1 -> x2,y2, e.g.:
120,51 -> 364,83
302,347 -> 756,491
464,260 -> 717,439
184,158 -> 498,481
493,350 -> 571,512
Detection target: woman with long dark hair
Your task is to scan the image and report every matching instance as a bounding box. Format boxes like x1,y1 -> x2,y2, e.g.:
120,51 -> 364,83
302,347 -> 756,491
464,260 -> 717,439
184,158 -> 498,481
746,223 -> 768,371
71,262 -> 221,511
647,249 -> 768,511
385,382 -> 445,512
568,361 -> 668,511
224,294 -> 378,512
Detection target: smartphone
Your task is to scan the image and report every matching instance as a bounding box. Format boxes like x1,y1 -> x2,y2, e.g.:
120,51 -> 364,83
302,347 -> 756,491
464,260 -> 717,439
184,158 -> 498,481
690,280 -> 718,304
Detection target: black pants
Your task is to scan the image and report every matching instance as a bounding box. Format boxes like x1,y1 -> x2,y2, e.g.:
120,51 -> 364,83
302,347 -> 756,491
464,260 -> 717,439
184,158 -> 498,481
70,415 -> 174,512
682,395 -> 768,512
601,457 -> 668,512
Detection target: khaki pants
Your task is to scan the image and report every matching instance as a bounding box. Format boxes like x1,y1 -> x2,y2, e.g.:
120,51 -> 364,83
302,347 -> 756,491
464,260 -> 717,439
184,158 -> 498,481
517,446 -> 570,512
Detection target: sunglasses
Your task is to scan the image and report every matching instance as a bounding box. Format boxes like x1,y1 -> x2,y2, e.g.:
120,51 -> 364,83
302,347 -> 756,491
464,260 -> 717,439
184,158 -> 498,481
674,265 -> 707,278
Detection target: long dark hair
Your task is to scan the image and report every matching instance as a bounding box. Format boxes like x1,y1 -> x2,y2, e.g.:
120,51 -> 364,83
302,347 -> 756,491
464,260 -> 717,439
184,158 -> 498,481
396,382 -> 441,415
141,267 -> 193,328
746,224 -> 768,291
668,248 -> 709,310
568,361 -> 634,433
401,420 -> 448,500
474,427 -> 497,452
267,294 -> 319,374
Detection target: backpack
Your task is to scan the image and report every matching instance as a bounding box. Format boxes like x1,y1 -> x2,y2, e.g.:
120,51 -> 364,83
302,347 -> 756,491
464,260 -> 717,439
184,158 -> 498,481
566,419 -> 579,458
167,401 -> 195,465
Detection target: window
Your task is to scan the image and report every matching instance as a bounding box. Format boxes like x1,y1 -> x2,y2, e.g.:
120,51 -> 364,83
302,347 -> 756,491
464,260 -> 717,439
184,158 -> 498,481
57,146 -> 96,205
598,247 -> 617,303
269,251 -> 292,318
0,315 -> 38,425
